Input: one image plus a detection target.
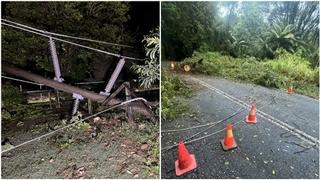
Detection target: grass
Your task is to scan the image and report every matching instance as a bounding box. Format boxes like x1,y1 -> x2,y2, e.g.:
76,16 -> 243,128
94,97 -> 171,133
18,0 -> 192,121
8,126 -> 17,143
180,51 -> 319,98
161,70 -> 193,121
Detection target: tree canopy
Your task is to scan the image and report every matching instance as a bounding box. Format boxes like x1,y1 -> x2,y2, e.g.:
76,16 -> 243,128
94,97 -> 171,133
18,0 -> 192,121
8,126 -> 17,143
2,1 -> 159,81
162,1 -> 319,67
161,2 -> 217,60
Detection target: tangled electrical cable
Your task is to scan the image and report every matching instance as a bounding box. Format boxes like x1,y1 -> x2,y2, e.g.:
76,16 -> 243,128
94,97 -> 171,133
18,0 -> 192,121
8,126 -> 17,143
184,107 -> 245,142
161,118 -> 246,152
1,97 -> 147,154
161,107 -> 245,133
161,98 -> 274,153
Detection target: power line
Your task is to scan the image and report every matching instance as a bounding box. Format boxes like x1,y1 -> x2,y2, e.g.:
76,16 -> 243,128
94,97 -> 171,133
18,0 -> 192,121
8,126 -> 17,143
1,97 -> 148,154
161,101 -> 272,152
2,75 -> 114,93
1,22 -> 145,61
2,19 -> 134,48
161,107 -> 245,133
184,107 -> 245,141
161,119 -> 245,152
2,75 -> 105,86
1,75 -> 44,86
75,81 -> 105,85
161,99 -> 269,133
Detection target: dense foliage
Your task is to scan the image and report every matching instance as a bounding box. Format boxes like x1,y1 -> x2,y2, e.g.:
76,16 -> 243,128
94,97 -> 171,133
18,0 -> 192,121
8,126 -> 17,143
2,2 -> 158,83
162,1 -> 319,67
161,71 -> 193,120
131,28 -> 160,88
1,84 -> 50,122
162,1 -> 319,100
180,50 -> 319,98
2,2 -> 130,80
161,2 -> 217,60
1,2 -> 160,123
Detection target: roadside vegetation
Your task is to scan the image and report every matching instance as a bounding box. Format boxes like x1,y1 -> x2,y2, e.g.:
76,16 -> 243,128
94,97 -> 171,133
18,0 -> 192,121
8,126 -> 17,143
161,70 -> 193,121
180,49 -> 319,98
1,84 -> 52,122
162,1 -> 319,99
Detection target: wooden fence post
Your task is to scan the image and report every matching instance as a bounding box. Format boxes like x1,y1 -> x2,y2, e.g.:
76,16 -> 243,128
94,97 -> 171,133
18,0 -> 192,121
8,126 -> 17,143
48,92 -> 52,109
88,99 -> 93,115
125,83 -> 134,124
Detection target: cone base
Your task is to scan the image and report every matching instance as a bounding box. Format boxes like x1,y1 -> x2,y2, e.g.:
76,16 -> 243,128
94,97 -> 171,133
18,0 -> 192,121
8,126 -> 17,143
245,115 -> 257,124
175,154 -> 197,176
220,139 -> 237,151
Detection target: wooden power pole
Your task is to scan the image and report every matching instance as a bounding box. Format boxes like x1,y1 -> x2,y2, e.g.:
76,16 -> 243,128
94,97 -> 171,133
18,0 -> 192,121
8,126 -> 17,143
2,64 -> 153,119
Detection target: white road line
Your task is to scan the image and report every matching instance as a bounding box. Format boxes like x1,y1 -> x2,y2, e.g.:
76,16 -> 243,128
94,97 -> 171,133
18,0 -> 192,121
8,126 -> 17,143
189,76 -> 320,147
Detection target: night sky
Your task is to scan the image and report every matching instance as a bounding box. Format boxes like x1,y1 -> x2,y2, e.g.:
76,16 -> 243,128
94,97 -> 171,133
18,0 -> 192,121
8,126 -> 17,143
128,1 -> 160,43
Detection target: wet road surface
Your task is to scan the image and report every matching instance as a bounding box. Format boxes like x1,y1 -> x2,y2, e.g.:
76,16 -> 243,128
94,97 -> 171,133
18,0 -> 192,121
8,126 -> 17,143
161,74 -> 319,179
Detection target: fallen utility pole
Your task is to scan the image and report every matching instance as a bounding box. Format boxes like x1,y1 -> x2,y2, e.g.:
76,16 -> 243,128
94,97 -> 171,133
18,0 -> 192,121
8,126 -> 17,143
2,64 -> 153,119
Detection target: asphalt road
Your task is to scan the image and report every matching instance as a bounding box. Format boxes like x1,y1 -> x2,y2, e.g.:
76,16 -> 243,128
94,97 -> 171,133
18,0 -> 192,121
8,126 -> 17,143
161,74 -> 319,179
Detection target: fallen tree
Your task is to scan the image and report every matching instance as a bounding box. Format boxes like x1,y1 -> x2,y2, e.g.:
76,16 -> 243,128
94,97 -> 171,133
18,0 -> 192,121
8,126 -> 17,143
2,64 -> 154,119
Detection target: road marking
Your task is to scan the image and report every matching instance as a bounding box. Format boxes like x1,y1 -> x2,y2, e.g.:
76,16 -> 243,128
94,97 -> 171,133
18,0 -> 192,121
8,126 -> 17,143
189,76 -> 320,147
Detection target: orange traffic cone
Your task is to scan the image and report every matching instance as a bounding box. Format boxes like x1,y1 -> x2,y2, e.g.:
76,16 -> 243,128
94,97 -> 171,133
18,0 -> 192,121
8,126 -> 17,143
246,104 -> 257,124
220,123 -> 237,151
175,141 -> 197,176
251,103 -> 257,112
288,86 -> 294,94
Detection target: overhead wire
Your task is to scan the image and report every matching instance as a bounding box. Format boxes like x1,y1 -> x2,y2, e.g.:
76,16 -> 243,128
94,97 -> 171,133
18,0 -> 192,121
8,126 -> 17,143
1,75 -> 44,86
1,20 -> 151,153
75,81 -> 104,85
2,19 -> 134,48
2,75 -> 105,86
1,22 -> 145,61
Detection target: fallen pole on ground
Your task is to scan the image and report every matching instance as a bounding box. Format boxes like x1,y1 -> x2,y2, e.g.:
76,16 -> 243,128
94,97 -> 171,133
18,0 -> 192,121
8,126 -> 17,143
2,64 -> 154,119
